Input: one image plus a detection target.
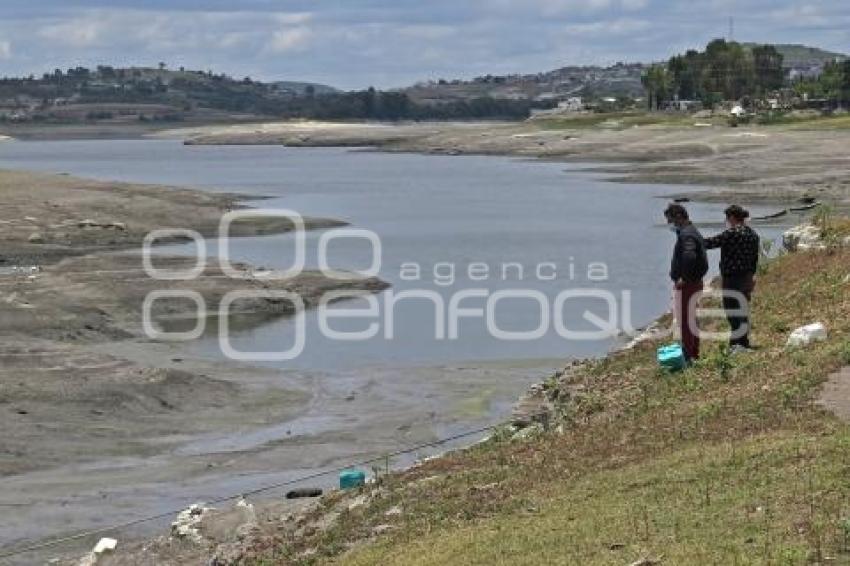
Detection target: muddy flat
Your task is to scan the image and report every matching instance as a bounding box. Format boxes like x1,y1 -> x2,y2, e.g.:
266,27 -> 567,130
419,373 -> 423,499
0,167 -> 345,266
0,167 -> 388,558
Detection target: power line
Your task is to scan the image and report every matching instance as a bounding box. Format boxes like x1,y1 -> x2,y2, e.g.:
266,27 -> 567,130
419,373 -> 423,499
0,421 -> 506,561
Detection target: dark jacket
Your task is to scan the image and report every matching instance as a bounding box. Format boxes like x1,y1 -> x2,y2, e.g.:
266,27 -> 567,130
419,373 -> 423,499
670,223 -> 709,283
704,224 -> 760,277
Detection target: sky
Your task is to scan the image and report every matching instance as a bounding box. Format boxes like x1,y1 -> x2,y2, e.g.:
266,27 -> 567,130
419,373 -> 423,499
0,0 -> 847,90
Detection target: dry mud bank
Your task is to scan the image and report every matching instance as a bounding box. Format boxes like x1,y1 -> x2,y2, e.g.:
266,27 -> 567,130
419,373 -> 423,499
0,168 -> 343,266
0,168 -> 387,557
0,253 -> 387,476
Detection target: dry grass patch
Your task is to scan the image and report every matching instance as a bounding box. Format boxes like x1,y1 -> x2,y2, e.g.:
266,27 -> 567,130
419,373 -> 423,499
245,246 -> 849,565
346,432 -> 850,565
533,111 -> 701,131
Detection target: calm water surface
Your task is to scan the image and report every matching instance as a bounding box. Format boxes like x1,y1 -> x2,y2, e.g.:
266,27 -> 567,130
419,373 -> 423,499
0,139 -> 786,369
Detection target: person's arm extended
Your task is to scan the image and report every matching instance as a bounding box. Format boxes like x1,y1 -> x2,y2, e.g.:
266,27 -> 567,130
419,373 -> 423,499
704,230 -> 728,250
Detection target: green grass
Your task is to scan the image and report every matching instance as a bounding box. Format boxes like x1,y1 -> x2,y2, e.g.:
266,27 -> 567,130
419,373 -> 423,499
347,434 -> 850,565
243,245 -> 850,565
777,114 -> 850,131
531,109 -> 850,132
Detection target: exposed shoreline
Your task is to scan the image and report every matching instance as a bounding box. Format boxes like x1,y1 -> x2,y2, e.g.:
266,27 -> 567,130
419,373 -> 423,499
0,166 -> 389,458
0,166 -> 391,558
167,119 -> 850,208
8,117 -> 850,207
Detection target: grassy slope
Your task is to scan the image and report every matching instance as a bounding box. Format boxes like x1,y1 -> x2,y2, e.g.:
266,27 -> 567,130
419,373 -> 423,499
532,111 -> 708,130
532,111 -> 850,132
247,227 -> 850,565
782,115 -> 850,131
770,44 -> 848,67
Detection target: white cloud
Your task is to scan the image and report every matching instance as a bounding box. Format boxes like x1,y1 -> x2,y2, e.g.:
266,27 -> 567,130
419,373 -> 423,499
621,0 -> 649,10
38,19 -> 104,47
564,18 -> 650,35
267,27 -> 312,53
273,13 -> 313,26
397,24 -> 456,40
485,0 -> 612,17
27,9 -> 322,60
219,31 -> 256,49
769,4 -> 829,27
0,1 -> 847,89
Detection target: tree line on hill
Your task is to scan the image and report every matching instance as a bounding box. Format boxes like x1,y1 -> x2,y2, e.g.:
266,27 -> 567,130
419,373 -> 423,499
791,60 -> 850,103
642,39 -> 850,110
0,65 -> 553,122
276,88 -> 549,120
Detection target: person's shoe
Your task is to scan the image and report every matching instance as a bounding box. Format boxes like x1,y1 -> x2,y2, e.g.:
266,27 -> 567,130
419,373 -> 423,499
729,345 -> 752,355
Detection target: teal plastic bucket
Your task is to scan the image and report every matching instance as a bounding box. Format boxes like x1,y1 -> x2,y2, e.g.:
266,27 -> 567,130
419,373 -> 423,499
339,469 -> 366,490
657,343 -> 686,372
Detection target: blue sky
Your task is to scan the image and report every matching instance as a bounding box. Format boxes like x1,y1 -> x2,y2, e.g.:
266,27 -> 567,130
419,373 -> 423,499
0,1 -> 847,89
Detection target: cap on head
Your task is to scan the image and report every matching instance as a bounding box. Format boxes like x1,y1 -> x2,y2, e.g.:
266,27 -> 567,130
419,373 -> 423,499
724,205 -> 749,221
664,203 -> 689,222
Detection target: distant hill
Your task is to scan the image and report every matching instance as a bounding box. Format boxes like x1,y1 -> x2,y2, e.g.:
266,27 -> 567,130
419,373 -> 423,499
401,43 -> 847,105
401,62 -> 646,104
272,81 -> 339,96
743,43 -> 847,67
1,44 -> 844,124
0,64 -> 546,123
0,66 -> 346,123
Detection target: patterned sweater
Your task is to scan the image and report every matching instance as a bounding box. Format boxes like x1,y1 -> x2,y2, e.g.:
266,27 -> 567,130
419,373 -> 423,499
704,225 -> 760,277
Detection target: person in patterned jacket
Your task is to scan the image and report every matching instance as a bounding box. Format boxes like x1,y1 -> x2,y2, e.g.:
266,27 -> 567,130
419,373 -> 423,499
704,205 -> 760,351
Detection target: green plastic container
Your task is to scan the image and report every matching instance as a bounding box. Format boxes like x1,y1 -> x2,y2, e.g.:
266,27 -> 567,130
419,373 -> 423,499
339,469 -> 366,490
657,343 -> 686,372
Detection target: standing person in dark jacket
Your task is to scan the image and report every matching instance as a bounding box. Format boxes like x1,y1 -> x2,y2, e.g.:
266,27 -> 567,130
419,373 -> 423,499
704,205 -> 760,351
665,204 -> 708,362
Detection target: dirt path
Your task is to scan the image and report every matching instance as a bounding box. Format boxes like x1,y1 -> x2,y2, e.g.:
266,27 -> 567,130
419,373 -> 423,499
816,366 -> 850,421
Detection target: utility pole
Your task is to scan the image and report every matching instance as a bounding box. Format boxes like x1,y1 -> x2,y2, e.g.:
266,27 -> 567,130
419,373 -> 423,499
728,16 -> 734,41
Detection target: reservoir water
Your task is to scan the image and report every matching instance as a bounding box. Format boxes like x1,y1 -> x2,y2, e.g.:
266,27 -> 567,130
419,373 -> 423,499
0,139 -> 786,367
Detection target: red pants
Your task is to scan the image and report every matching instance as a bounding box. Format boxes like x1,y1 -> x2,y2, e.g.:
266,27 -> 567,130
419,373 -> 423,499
675,282 -> 703,361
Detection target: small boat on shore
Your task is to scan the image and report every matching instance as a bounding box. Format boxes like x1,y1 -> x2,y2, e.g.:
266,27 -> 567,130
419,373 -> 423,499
755,209 -> 789,220
789,202 -> 821,212
752,201 -> 821,221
